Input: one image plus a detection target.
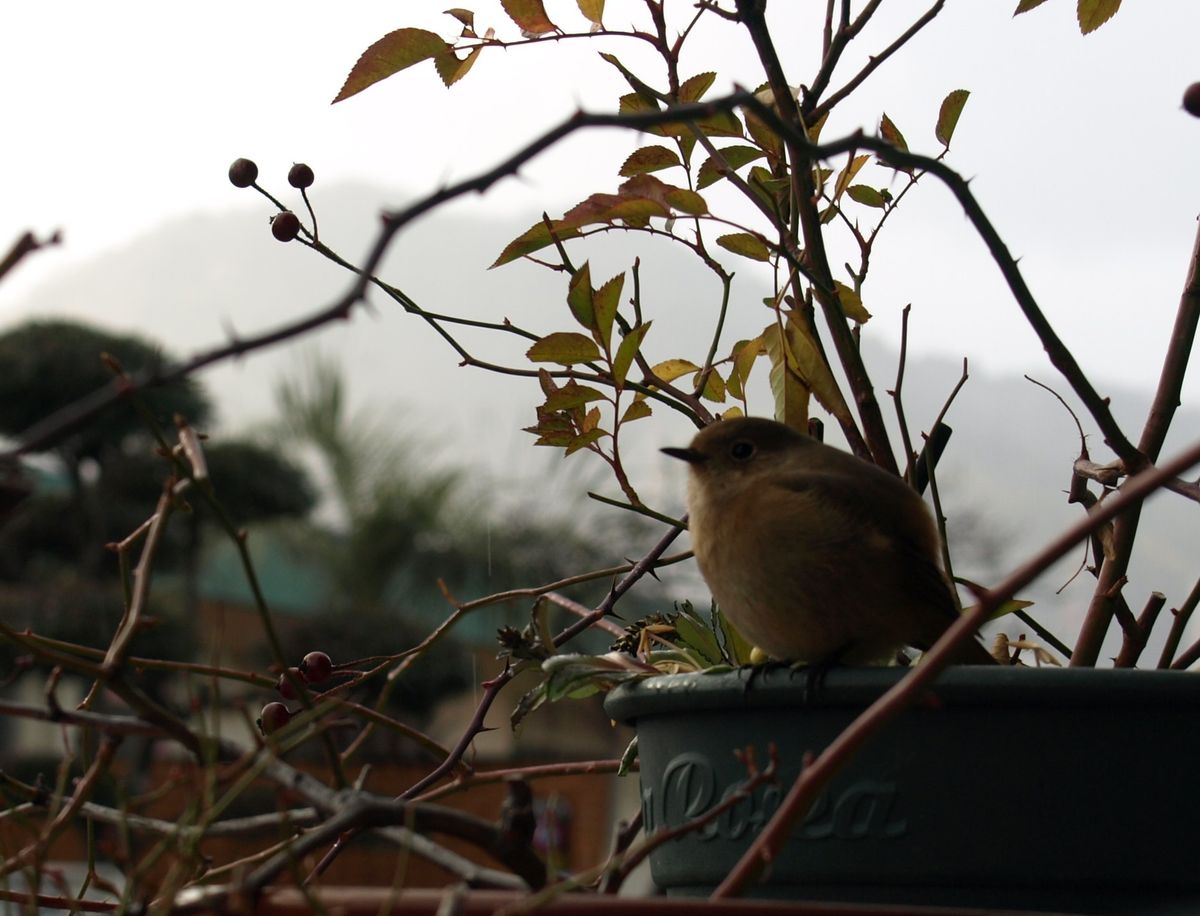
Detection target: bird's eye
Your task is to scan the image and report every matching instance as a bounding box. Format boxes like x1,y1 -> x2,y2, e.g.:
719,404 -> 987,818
729,439 -> 756,461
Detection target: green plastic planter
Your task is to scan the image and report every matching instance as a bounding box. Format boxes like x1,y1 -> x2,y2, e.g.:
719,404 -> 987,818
604,666 -> 1200,912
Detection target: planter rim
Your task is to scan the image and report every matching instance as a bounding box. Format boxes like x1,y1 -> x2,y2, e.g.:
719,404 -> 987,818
604,665 -> 1200,723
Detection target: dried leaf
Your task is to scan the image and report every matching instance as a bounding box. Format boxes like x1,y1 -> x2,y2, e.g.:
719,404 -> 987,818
333,29 -> 450,103
1013,0 -> 1050,11
434,46 -> 482,87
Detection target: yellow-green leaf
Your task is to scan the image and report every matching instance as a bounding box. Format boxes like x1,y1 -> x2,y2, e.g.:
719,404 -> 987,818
434,46 -> 482,87
502,0 -> 557,34
847,185 -> 887,208
936,89 -> 970,147
621,400 -> 652,423
720,406 -> 744,420
762,322 -> 810,431
567,263 -> 594,329
717,233 -> 771,262
727,335 -> 765,400
697,145 -> 764,189
678,71 -> 716,103
805,109 -> 830,143
1077,0 -> 1120,33
694,367 -> 727,403
664,187 -> 708,215
612,321 -> 651,388
593,273 -> 624,351
649,358 -> 701,383
577,0 -> 604,26
833,154 -> 870,201
527,332 -> 601,365
834,281 -> 871,323
763,313 -> 856,430
619,145 -> 680,177
492,220 -> 581,267
564,427 -> 606,456
333,29 -> 450,103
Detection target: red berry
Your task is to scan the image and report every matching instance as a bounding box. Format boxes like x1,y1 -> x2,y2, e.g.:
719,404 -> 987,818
1185,83 -> 1200,118
300,651 -> 333,684
271,211 -> 301,242
258,702 -> 291,735
276,667 -> 304,700
288,163 -> 315,189
228,158 -> 259,188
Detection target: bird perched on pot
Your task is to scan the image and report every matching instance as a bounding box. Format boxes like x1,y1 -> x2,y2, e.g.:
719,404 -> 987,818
662,416 -> 994,666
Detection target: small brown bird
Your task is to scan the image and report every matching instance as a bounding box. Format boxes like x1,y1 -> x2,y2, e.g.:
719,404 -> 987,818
663,416 -> 994,666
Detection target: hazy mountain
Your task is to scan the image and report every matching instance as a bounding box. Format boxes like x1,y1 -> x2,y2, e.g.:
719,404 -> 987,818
6,182 -> 1198,662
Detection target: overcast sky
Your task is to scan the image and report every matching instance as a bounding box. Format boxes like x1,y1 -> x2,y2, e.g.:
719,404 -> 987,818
2,2 -> 1199,405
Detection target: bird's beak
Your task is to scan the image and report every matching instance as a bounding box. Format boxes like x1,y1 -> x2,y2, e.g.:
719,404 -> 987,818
661,446 -> 706,464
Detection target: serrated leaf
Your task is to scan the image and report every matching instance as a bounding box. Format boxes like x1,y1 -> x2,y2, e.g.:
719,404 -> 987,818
697,145 -> 764,189
846,185 -> 888,208
618,91 -> 659,117
936,89 -> 970,147
333,29 -> 451,103
834,281 -> 871,323
502,0 -> 556,34
1077,0 -> 1120,33
593,273 -> 624,351
544,381 -> 606,411
613,321 -> 651,388
673,611 -> 724,666
577,0 -> 604,25
434,46 -> 482,87
678,71 -> 716,103
716,233 -> 771,262
567,263 -> 594,330
621,400 -> 652,422
649,358 -> 701,383
880,113 -> 908,152
527,332 -> 601,365
664,187 -> 708,215
618,736 -> 638,776
564,427 -> 607,456
744,108 -> 783,162
619,145 -> 680,177
510,682 -> 547,730
492,220 -> 581,267
833,154 -> 870,200
1013,0 -> 1050,11
711,603 -> 754,666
